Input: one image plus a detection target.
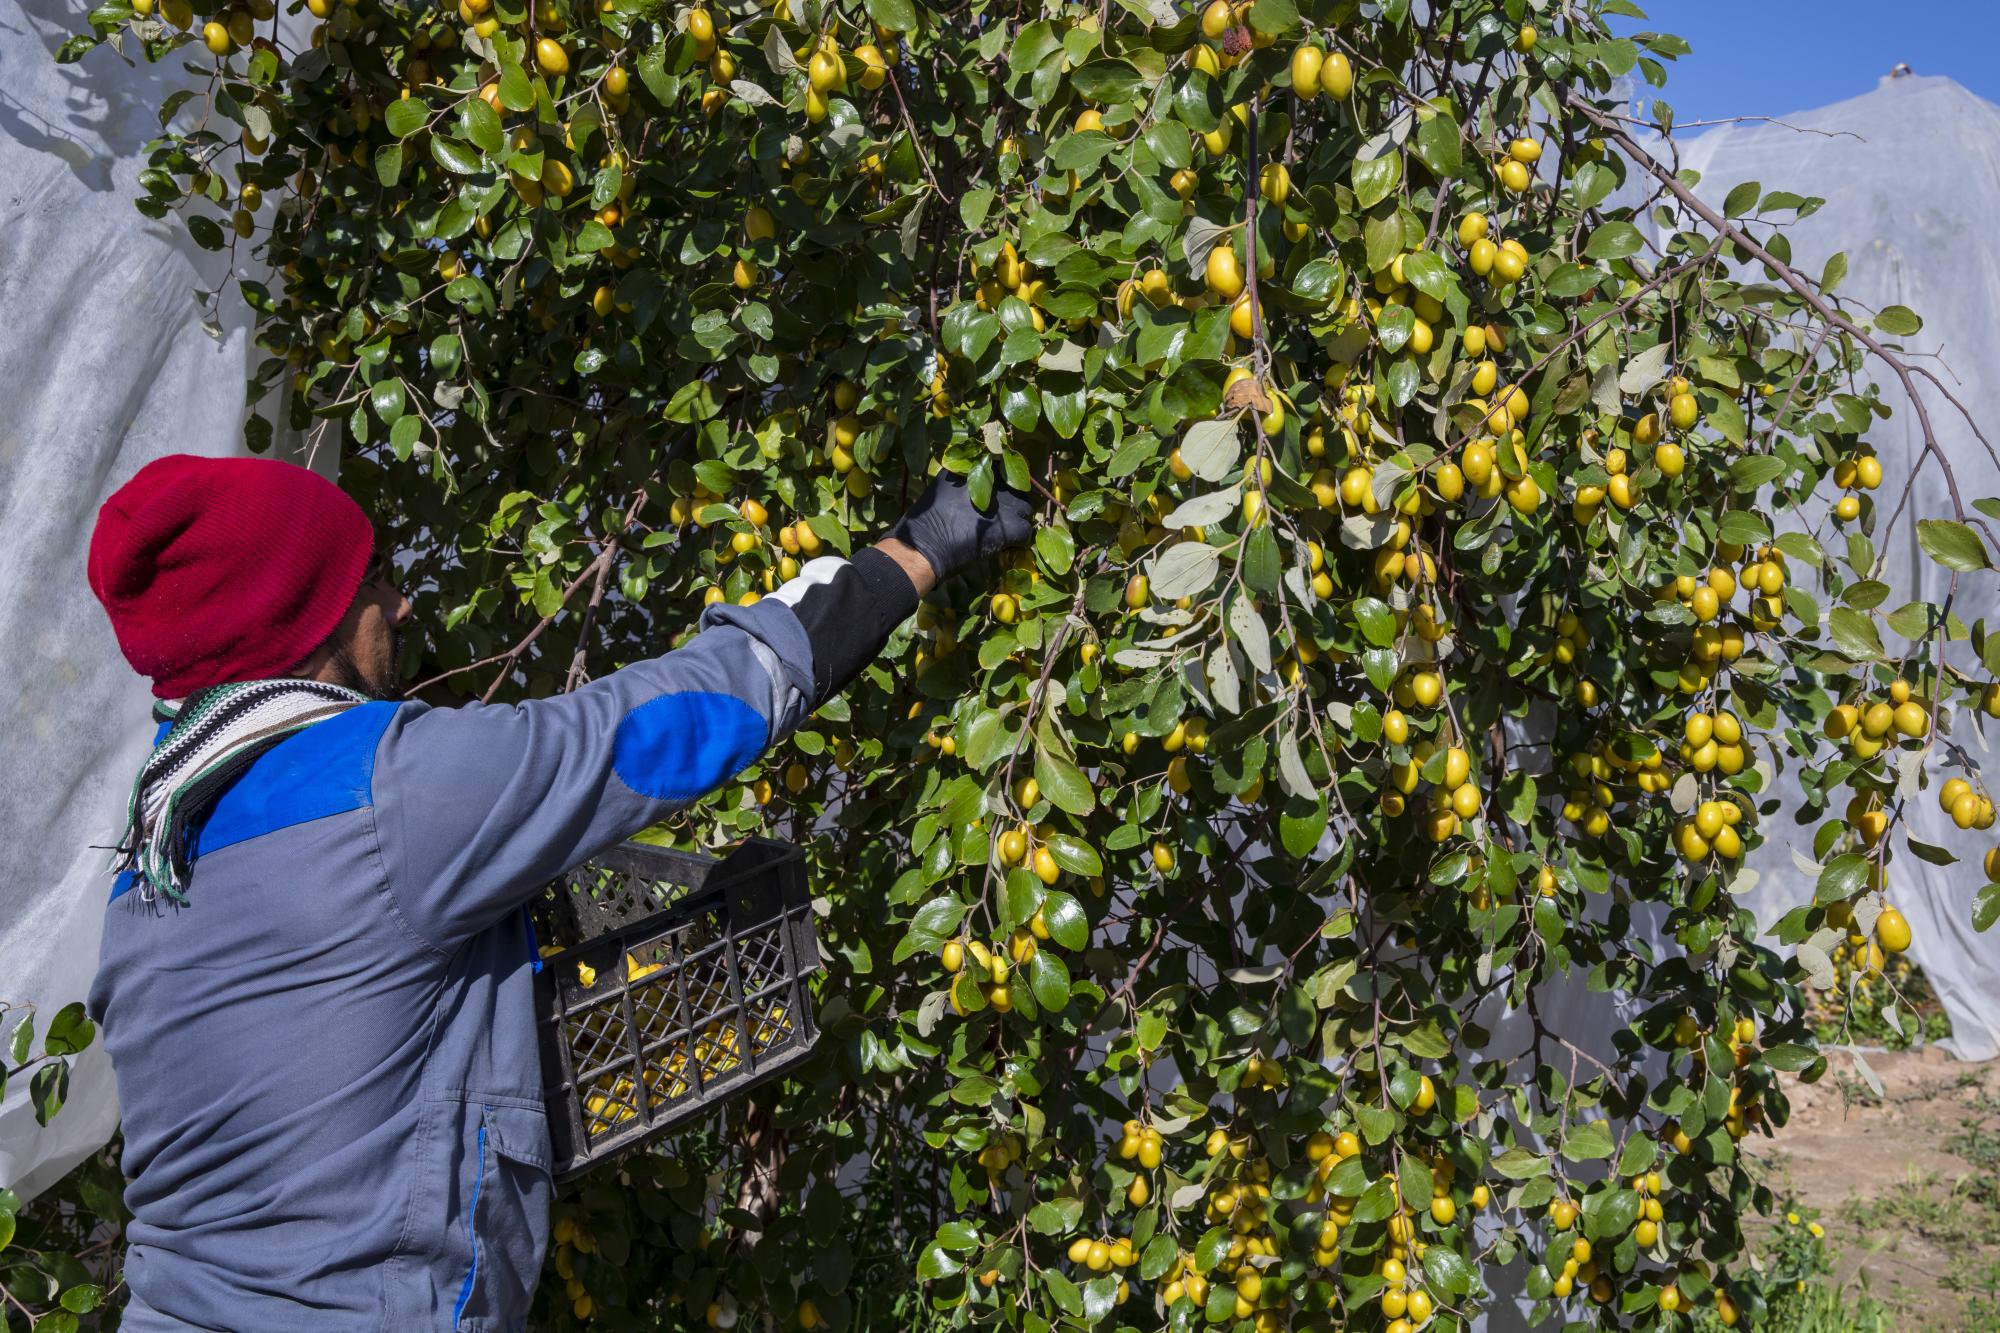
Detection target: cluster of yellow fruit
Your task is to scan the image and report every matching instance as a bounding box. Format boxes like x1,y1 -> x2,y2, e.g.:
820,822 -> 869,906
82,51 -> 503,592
1199,1162 -> 1289,1328
1113,1118 -> 1164,1204
1371,1256 -> 1438,1333
1823,678 -> 1936,762
1673,795 -> 1750,864
973,1130 -> 1025,1177
1385,741 -> 1484,843
1155,1251 -> 1211,1314
550,1212 -> 603,1320
972,240 -> 1052,332
1555,734 -> 1662,837
195,0 -> 265,55
136,0 -> 272,53
1830,448 -> 1885,520
1819,929 -> 1920,1026
1061,1231 -> 1139,1293
938,902 -> 1062,1015
1678,708 -> 1753,776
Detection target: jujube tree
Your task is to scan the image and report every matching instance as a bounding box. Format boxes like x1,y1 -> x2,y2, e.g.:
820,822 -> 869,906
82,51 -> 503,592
55,0 -> 2000,1329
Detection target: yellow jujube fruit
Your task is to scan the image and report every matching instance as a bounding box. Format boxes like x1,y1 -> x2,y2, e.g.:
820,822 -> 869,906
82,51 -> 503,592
1289,44 -> 1323,97
1205,242 -> 1244,299
1321,51 -> 1353,99
1876,906 -> 1911,953
534,37 -> 569,75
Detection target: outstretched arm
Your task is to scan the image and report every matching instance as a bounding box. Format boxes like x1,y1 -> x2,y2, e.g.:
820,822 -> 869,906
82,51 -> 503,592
369,474 -> 1030,953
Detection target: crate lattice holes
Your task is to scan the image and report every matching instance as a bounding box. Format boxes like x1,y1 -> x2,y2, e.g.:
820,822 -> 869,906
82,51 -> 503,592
531,838 -> 821,1180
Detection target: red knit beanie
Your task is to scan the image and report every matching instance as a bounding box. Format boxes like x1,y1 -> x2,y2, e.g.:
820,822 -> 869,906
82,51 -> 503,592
87,455 -> 376,699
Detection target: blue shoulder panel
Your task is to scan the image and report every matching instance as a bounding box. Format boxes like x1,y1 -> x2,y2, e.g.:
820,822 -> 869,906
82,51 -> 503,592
192,701 -> 399,857
109,702 -> 400,901
612,691 -> 769,803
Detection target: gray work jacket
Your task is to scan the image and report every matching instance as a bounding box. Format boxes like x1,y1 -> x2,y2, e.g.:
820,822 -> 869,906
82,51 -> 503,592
90,551 -> 915,1330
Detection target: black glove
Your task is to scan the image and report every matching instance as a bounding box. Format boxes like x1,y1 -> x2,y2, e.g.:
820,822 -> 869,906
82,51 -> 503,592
883,470 -> 1034,580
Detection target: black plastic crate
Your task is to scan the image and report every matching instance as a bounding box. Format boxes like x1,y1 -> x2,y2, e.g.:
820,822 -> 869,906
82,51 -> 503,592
531,838 -> 821,1180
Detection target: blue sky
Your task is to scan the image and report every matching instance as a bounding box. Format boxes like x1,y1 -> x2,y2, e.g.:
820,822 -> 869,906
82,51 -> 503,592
1612,2 -> 2000,128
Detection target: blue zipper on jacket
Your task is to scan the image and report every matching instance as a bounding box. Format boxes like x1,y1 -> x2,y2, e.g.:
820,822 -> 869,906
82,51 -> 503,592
451,1116 -> 488,1325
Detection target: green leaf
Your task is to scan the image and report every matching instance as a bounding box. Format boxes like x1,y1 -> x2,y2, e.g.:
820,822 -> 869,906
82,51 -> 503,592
1034,524 -> 1076,575
1561,1118 -> 1614,1161
1028,950 -> 1071,1011
1352,153 -> 1402,210
1583,221 -> 1643,260
1716,510 -> 1770,546
936,1220 -> 981,1250
1489,1146 -> 1548,1179
1044,1268 -> 1083,1316
431,135 -> 483,175
1413,110 -> 1462,178
462,97 -> 504,154
915,1240 -> 961,1279
1815,853 -> 1869,905
42,1003 -> 94,1058
1916,519 -> 1991,572
1585,1184 -> 1641,1240
1147,541 -> 1221,600
386,96 -> 430,138
1070,59 -> 1142,105
1828,607 -> 1885,660
866,0 -> 917,33
1247,0 -> 1300,37
1617,1135 -> 1658,1176
1423,1244 -> 1474,1295
1721,179 -> 1761,218
1875,304 -> 1923,336
1352,599 -> 1397,656
370,378 -> 407,424
1046,833 -> 1102,876
1033,745 -> 1093,816
1974,882 -> 2000,932
1041,891 -> 1089,951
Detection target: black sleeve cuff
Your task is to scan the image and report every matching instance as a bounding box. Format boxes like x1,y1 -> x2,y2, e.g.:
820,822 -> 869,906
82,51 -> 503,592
784,547 -> 920,704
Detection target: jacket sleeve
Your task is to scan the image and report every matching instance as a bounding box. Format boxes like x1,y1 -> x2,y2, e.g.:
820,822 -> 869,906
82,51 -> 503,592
370,549 -> 918,952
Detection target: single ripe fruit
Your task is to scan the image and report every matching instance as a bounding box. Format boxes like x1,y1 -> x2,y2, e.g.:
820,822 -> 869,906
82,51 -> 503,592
1321,51 -> 1353,99
201,18 -> 230,53
535,37 -> 569,76
1289,44 -> 1323,97
1205,242 -> 1244,299
1669,391 -> 1699,429
997,828 -> 1027,865
1876,906 -> 1911,954
1032,845 -> 1061,886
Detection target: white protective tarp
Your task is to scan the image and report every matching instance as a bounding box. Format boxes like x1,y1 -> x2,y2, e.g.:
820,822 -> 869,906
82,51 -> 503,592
1662,73 -> 2000,1060
0,0 -> 272,1197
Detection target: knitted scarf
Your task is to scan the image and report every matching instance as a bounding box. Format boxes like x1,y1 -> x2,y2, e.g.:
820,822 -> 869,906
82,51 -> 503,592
115,678 -> 369,904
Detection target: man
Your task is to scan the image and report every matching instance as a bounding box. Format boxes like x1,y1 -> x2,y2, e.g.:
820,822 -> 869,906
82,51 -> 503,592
84,453 -> 1030,1331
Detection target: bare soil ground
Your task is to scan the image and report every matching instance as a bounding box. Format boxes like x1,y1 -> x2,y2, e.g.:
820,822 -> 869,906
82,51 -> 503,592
1746,1045 -> 2000,1329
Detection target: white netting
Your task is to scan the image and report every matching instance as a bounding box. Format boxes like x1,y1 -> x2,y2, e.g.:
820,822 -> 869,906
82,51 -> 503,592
0,0 -> 284,1197
1663,74 -> 2000,1060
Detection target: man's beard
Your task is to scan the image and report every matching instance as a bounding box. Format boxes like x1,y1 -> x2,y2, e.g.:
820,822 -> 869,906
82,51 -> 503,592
324,631 -> 404,700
